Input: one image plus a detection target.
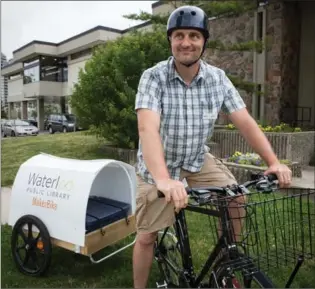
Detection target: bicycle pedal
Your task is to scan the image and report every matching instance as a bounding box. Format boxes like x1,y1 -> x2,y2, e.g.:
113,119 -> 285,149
156,280 -> 168,288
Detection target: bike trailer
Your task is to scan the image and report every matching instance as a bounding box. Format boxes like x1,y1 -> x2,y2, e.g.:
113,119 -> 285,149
8,153 -> 137,276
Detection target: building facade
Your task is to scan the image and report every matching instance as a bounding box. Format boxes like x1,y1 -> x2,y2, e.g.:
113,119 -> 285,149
2,0 -> 314,130
1,53 -> 8,113
205,0 -> 315,128
1,20 -> 152,130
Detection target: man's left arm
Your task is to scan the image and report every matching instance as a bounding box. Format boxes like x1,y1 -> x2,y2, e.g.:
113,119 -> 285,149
220,71 -> 292,187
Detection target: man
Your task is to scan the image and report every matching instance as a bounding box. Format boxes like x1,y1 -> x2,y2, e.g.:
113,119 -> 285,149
133,5 -> 292,289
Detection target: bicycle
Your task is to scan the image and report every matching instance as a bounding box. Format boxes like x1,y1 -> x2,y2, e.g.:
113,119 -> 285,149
154,173 -> 315,288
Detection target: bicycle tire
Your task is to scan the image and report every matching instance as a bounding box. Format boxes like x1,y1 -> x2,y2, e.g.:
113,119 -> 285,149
208,255 -> 275,288
154,227 -> 186,288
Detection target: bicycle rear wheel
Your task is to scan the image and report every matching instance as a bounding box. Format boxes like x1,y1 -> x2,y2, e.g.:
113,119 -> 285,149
209,255 -> 275,288
154,226 -> 186,288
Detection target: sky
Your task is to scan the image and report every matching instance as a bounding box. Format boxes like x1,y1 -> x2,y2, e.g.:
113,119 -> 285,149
1,1 -> 156,60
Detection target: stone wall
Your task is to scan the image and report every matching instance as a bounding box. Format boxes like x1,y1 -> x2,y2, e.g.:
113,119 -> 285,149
203,1 -> 302,126
211,130 -> 315,166
224,161 -> 302,183
265,1 -> 301,125
204,11 -> 255,125
279,1 -> 301,125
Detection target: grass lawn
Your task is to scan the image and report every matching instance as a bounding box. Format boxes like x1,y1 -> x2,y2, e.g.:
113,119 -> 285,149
2,132 -> 315,288
1,132 -> 113,187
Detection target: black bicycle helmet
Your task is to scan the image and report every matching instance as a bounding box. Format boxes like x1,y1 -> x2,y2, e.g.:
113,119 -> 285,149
166,6 -> 209,67
167,5 -> 209,39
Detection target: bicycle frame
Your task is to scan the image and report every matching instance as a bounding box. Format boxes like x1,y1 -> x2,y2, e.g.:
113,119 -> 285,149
157,193 -> 275,288
156,176 -> 314,288
156,197 -> 231,287
176,205 -> 224,287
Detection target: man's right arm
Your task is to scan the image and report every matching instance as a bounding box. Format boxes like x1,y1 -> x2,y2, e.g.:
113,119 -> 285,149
137,109 -> 170,182
135,70 -> 188,209
135,69 -> 169,183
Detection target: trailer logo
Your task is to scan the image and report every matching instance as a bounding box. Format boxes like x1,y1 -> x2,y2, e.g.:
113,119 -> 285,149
26,173 -> 74,205
27,172 -> 74,192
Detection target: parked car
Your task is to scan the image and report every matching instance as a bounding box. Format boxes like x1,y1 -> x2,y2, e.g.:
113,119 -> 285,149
1,119 -> 7,132
22,119 -> 38,128
46,113 -> 79,134
2,119 -> 39,137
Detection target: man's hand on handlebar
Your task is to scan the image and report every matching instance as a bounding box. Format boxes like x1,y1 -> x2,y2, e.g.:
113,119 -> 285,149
156,174 -> 279,207
264,163 -> 292,188
156,179 -> 188,212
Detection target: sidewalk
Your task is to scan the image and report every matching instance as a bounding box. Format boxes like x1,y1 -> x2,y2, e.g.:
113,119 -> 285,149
1,167 -> 314,225
1,187 -> 11,225
292,166 -> 315,189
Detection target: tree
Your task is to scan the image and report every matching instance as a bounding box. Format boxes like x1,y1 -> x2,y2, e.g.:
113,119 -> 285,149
69,27 -> 170,149
124,0 -> 264,94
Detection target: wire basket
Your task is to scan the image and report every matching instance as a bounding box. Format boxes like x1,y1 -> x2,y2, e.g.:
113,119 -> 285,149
206,187 -> 315,275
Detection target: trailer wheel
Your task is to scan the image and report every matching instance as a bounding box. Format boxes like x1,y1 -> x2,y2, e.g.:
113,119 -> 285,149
11,215 -> 52,277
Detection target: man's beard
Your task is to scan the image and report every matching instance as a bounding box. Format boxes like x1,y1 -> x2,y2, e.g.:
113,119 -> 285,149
177,52 -> 200,67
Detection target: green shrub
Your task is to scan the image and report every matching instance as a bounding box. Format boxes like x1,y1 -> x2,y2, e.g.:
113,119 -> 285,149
70,25 -> 170,149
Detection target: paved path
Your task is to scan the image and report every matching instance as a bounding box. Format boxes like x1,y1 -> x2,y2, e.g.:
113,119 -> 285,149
292,166 -> 315,189
1,187 -> 11,225
1,167 -> 314,225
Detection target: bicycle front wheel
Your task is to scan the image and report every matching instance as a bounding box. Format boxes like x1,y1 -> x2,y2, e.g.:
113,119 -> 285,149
208,255 -> 275,288
154,226 -> 186,288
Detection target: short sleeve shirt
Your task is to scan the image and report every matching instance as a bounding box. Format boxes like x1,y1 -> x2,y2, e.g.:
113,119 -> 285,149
135,56 -> 246,184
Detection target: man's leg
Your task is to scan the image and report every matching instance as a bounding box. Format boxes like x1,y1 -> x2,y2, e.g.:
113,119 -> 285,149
185,153 -> 246,241
133,175 -> 176,289
133,231 -> 157,289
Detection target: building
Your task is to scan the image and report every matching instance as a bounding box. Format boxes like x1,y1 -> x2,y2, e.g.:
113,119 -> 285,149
2,0 -> 314,130
1,52 -> 8,113
204,0 -> 315,128
1,16 -> 155,130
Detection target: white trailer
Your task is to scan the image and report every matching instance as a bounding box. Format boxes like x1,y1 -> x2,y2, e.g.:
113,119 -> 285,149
8,153 -> 137,276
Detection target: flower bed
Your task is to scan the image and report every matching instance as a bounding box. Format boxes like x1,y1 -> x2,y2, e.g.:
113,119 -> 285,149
226,151 -> 293,167
225,122 -> 302,132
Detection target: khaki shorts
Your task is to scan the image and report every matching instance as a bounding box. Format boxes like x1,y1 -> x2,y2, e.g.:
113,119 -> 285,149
135,153 -> 237,234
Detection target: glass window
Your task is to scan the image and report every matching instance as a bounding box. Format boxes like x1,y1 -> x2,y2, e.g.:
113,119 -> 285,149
23,57 -> 40,84
63,67 -> 68,81
12,120 -> 30,126
24,58 -> 40,67
9,73 -> 22,80
24,66 -> 40,84
40,56 -> 68,82
70,48 -> 92,60
64,114 -> 75,122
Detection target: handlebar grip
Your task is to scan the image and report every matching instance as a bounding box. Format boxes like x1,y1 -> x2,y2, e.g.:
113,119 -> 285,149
157,191 -> 165,198
267,173 -> 278,182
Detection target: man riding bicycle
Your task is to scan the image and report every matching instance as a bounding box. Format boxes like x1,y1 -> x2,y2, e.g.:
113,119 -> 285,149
133,5 -> 292,289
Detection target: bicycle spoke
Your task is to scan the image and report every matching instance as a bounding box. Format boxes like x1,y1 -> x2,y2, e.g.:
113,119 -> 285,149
27,222 -> 33,239
22,250 -> 31,266
18,227 -> 27,243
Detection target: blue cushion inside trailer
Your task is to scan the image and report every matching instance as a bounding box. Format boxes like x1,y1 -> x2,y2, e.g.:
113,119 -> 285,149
85,196 -> 130,234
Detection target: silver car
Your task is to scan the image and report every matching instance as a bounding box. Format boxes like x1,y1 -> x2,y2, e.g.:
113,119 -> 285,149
2,119 -> 39,137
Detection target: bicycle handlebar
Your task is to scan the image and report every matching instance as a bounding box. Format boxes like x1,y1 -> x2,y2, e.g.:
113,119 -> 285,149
157,173 -> 278,199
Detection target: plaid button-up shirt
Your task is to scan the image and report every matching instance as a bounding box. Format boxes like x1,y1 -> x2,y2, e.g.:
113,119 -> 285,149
135,56 -> 246,184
